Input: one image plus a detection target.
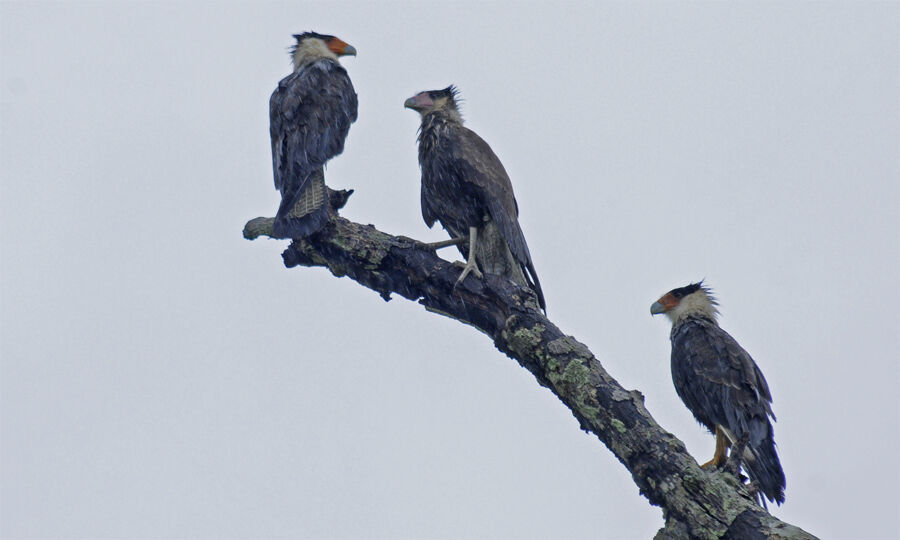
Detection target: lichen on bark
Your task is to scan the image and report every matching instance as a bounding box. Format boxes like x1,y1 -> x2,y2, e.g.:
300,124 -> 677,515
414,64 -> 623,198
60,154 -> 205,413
244,197 -> 818,540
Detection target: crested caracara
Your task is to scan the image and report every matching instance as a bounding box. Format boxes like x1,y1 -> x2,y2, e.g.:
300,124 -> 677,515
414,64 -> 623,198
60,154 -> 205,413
404,86 -> 545,312
270,32 -> 358,238
651,282 -> 785,506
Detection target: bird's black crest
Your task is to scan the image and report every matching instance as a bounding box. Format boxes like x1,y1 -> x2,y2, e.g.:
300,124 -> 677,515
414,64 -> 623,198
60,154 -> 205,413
670,282 -> 702,298
289,32 -> 334,56
670,281 -> 717,305
293,31 -> 333,42
428,85 -> 460,103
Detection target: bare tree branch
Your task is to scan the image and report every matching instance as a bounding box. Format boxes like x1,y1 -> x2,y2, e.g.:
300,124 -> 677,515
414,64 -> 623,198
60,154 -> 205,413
244,197 -> 818,540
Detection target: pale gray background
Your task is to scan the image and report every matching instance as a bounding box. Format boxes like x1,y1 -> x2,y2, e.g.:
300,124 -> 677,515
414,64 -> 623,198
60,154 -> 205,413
2,2 -> 898,539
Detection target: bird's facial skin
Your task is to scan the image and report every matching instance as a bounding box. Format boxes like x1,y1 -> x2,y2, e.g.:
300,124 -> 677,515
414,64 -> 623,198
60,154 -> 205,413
651,284 -> 718,322
651,293 -> 678,315
326,37 -> 357,57
404,91 -> 453,115
404,91 -> 435,112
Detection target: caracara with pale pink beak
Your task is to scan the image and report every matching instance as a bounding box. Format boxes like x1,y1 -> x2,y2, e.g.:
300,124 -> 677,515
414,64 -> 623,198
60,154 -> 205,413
269,32 -> 357,238
404,86 -> 545,312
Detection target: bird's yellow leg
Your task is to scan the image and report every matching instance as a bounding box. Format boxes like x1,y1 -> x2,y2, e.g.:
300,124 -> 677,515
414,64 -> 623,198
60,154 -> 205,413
701,425 -> 731,469
455,227 -> 483,284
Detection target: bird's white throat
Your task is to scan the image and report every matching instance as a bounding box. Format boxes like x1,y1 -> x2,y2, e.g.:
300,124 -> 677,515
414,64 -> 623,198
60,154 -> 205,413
293,39 -> 338,71
667,291 -> 719,323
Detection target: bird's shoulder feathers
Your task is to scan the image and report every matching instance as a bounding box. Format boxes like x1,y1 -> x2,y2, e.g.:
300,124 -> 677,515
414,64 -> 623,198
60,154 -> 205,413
269,59 -> 358,192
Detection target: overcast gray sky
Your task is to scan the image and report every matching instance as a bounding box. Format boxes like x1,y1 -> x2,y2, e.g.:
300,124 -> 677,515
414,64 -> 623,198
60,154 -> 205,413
2,2 -> 898,539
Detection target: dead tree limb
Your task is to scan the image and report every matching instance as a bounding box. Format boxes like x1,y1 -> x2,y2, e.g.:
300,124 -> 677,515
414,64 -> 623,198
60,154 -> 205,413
243,195 -> 818,540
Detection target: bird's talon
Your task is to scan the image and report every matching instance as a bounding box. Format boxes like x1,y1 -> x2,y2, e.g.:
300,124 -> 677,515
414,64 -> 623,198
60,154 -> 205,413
454,259 -> 482,285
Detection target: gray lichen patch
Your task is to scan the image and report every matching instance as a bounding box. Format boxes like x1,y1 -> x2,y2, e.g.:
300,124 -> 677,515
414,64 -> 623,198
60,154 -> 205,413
504,322 -> 546,357
546,335 -> 592,358
546,357 -> 561,374
558,357 -> 592,388
242,216 -> 275,240
545,357 -> 603,424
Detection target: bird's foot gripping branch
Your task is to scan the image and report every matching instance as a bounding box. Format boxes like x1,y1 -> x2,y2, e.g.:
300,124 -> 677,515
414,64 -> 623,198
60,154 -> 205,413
242,197 -> 817,540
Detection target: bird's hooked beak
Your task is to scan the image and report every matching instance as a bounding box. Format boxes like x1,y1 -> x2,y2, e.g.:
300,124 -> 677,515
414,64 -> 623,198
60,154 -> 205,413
327,37 -> 356,57
404,92 -> 433,111
651,292 -> 678,315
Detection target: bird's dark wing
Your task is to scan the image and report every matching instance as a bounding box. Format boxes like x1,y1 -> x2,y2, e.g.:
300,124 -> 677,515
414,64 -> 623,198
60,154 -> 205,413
671,317 -> 784,504
450,128 -> 528,260
420,179 -> 440,230
448,126 -> 544,305
270,60 -> 358,194
671,318 -> 773,441
455,127 -> 545,308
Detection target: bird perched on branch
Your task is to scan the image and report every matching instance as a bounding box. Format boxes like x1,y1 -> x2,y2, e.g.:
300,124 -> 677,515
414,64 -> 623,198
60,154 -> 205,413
651,282 -> 785,506
270,32 -> 358,238
404,86 -> 545,312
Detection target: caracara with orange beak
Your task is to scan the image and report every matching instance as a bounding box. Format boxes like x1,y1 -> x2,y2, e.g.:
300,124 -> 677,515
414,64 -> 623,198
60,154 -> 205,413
270,32 -> 357,238
651,282 -> 785,506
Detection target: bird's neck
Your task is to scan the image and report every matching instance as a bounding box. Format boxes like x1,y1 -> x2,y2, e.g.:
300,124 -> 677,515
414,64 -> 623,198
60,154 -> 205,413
670,313 -> 719,342
418,110 -> 461,149
669,309 -> 718,328
667,292 -> 719,325
422,108 -> 463,129
416,111 -> 454,151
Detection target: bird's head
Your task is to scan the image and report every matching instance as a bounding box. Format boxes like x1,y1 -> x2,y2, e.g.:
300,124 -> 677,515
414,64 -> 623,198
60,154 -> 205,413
650,281 -> 719,323
404,86 -> 461,118
291,32 -> 356,70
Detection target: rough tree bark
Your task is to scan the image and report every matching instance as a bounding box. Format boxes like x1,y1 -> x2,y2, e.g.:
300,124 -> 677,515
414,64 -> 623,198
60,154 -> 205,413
243,191 -> 818,540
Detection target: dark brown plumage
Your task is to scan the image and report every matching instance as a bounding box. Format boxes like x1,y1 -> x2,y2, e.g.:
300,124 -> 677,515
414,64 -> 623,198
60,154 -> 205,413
405,86 -> 545,312
270,32 -> 357,238
652,282 -> 785,506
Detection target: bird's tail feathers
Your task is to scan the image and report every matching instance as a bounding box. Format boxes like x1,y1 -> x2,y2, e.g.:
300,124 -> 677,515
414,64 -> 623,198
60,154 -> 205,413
743,435 -> 786,506
476,221 -> 546,314
524,261 -> 546,314
272,169 -> 330,239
